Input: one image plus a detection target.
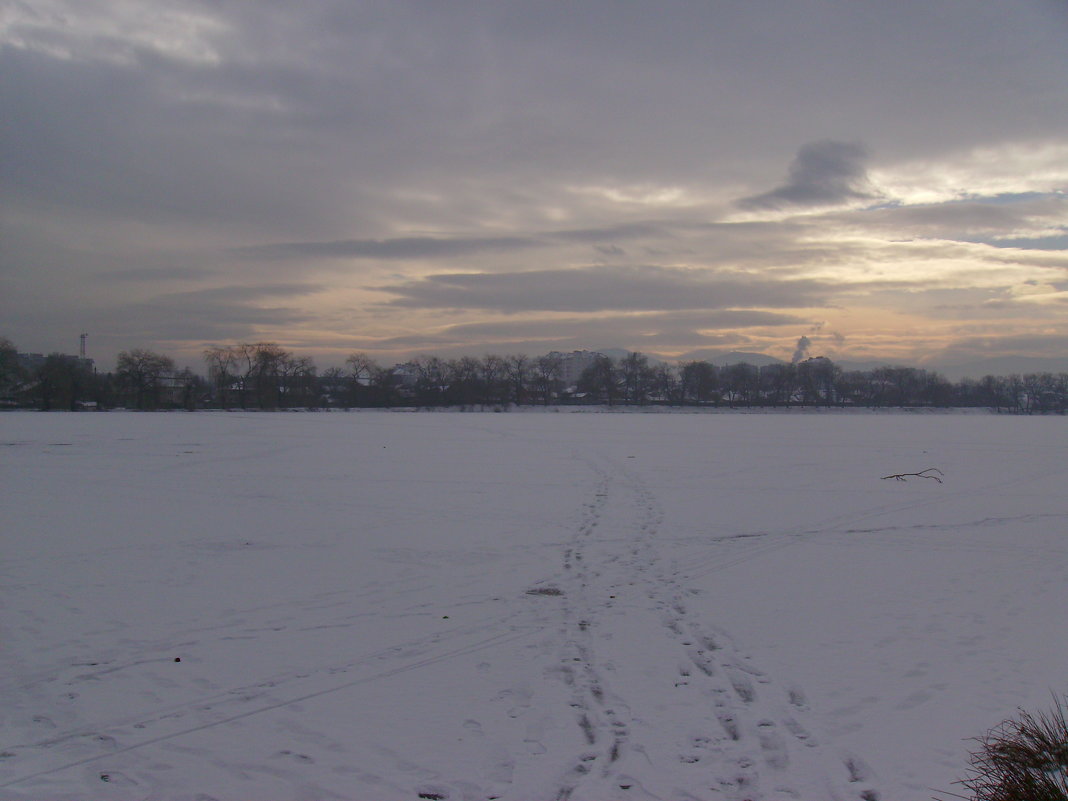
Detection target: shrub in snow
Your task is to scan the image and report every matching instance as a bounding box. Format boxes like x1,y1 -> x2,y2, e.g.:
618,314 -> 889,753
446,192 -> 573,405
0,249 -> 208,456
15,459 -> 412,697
956,695 -> 1068,801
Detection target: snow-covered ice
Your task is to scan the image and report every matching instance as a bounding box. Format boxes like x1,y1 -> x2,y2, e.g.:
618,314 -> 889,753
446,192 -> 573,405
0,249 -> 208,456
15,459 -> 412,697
1,410 -> 1066,800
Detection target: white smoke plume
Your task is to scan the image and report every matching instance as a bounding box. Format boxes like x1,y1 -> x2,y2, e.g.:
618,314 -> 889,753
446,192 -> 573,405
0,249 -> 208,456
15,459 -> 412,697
792,335 -> 812,364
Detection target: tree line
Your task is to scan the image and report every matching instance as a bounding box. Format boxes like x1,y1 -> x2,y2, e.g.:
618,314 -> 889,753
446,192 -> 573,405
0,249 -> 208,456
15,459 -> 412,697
2,336 -> 1066,413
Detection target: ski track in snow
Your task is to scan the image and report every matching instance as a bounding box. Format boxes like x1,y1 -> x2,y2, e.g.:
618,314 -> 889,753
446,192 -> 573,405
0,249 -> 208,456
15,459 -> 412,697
2,412 -> 1066,800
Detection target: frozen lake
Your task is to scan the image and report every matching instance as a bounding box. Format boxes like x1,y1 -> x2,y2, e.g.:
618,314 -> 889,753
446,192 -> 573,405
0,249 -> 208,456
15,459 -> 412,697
2,410 -> 1066,800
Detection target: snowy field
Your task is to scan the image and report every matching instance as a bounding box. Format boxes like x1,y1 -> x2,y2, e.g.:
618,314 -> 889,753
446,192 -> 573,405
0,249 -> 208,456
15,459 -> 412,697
1,410 -> 1066,801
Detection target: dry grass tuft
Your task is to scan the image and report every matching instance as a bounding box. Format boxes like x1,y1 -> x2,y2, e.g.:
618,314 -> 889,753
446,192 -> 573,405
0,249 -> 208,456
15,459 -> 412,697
952,695 -> 1068,801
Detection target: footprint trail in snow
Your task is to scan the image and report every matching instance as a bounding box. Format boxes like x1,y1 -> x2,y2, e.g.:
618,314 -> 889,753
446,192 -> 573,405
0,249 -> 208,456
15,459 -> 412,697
468,453 -> 883,801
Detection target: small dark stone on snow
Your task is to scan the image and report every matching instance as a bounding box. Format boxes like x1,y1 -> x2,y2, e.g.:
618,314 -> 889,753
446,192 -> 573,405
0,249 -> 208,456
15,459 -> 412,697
174,657 -> 181,662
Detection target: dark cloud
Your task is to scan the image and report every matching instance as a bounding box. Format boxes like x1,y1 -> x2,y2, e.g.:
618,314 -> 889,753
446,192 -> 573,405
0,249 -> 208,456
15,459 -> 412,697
374,266 -> 832,313
738,141 -> 879,210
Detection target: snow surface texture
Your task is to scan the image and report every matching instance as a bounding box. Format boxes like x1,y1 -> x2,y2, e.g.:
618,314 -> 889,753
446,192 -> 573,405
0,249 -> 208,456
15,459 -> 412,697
1,411 -> 1066,801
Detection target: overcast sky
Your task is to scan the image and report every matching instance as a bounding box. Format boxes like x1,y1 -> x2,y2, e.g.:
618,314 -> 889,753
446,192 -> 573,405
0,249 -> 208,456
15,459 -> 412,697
2,0 -> 1067,371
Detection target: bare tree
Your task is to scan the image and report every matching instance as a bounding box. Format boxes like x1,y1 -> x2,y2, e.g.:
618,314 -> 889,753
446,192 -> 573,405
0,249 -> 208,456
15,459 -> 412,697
0,336 -> 24,399
480,355 -> 510,407
1004,374 -> 1025,413
342,352 -> 380,406
36,354 -> 94,411
577,354 -> 621,405
410,356 -> 449,405
531,353 -> 564,406
447,356 -> 484,407
505,354 -> 531,405
203,346 -> 239,407
202,343 -> 299,408
619,352 -> 655,405
345,352 -> 377,383
759,363 -> 795,406
279,354 -> 317,407
367,364 -> 401,406
116,348 -> 176,409
722,362 -> 759,407
319,366 -> 346,406
651,363 -> 682,404
680,360 -> 718,405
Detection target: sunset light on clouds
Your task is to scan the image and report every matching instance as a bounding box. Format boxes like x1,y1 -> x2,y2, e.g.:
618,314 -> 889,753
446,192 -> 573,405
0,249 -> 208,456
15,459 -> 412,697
2,1 -> 1066,373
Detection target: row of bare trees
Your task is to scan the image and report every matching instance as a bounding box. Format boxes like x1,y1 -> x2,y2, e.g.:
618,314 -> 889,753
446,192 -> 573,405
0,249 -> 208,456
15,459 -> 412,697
314,353 -> 566,409
203,343 -> 317,409
0,338 -> 204,410
3,334 -> 1066,412
315,351 -> 1067,413
574,356 -> 1068,413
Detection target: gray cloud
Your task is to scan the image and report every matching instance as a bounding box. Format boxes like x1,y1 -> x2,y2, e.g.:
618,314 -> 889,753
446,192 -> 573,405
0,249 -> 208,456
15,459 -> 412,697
8,3 -> 1063,237
152,283 -> 324,305
408,309 -> 804,342
932,334 -> 1068,363
374,266 -> 832,313
738,141 -> 880,210
844,201 -> 1029,231
99,266 -> 219,282
549,223 -> 669,244
0,48 -> 334,232
980,232 -> 1068,251
96,284 -> 323,343
240,235 -> 544,261
237,222 -> 671,261
105,302 -> 308,344
823,193 -> 1067,244
364,310 -> 770,357
4,1 -> 1068,367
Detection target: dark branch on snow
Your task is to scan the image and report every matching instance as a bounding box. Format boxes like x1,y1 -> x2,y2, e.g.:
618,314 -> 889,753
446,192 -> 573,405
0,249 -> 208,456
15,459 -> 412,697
881,468 -> 944,483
